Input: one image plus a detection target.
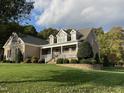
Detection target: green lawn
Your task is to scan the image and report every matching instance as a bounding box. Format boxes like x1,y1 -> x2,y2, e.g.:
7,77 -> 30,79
0,64 -> 124,93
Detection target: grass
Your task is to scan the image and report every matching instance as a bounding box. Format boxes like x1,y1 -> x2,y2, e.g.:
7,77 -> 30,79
0,63 -> 124,93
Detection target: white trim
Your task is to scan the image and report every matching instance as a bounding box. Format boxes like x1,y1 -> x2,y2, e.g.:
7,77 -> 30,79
56,29 -> 68,43
49,34 -> 54,38
41,41 -> 78,49
56,29 -> 67,37
70,29 -> 76,34
3,36 -> 13,48
25,43 -> 40,47
49,34 -> 54,44
18,37 -> 25,45
3,32 -> 19,48
70,30 -> 77,41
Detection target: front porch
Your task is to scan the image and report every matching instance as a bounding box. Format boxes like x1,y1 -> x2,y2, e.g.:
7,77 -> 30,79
40,41 -> 78,62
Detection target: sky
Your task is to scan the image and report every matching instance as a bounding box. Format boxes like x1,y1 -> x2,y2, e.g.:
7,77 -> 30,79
27,0 -> 124,32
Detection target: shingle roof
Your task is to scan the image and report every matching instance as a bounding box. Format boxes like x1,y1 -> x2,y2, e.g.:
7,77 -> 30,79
78,28 -> 92,40
20,35 -> 48,45
48,28 -> 93,41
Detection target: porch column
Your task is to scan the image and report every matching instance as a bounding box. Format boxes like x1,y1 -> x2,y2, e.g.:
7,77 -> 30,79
61,46 -> 63,58
76,43 -> 78,52
61,46 -> 63,54
40,48 -> 42,60
51,48 -> 53,57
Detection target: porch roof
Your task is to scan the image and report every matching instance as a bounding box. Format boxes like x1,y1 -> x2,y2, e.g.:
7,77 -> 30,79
41,41 -> 78,49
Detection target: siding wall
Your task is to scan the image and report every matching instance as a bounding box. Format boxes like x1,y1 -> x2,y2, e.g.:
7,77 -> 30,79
24,45 -> 40,59
4,46 -> 10,60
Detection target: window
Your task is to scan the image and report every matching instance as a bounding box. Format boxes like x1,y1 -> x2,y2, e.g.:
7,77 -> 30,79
57,30 -> 67,43
7,49 -> 11,58
71,31 -> 76,41
49,35 -> 54,44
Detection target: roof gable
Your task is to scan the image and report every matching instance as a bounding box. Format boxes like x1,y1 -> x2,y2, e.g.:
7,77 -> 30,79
56,29 -> 67,37
3,32 -> 18,48
70,29 -> 76,34
49,34 -> 54,38
78,28 -> 92,40
4,32 -> 48,48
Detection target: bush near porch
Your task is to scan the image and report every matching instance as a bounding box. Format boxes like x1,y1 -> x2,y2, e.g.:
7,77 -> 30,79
56,58 -> 69,64
56,58 -> 99,65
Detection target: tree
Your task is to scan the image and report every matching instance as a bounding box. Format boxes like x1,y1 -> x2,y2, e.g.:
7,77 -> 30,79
15,48 -> 23,63
0,23 -> 23,48
0,23 -> 37,49
106,27 -> 124,64
23,25 -> 37,36
95,27 -> 124,66
0,0 -> 34,48
0,0 -> 34,23
94,27 -> 104,36
38,28 -> 58,39
77,41 -> 93,60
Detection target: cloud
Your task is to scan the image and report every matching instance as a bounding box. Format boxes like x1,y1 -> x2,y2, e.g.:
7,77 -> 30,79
33,0 -> 124,30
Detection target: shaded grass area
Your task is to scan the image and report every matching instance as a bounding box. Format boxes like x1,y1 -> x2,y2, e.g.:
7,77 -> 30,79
0,63 -> 124,93
103,67 -> 124,72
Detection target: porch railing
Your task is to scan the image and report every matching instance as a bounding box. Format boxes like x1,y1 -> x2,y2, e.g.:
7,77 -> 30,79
42,53 -> 77,63
42,54 -> 52,63
58,53 -> 77,59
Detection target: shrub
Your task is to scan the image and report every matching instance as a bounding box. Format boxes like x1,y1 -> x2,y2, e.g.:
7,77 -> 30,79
31,56 -> 38,63
95,53 -> 101,64
15,49 -> 23,63
77,41 -> 93,60
70,59 -> 79,64
63,59 -> 69,64
0,54 -> 3,61
1,60 -> 13,63
90,59 -> 97,64
38,59 -> 45,64
116,60 -> 124,66
24,57 -> 31,63
1,59 -> 6,63
56,58 -> 64,64
103,55 -> 111,67
79,58 -> 97,64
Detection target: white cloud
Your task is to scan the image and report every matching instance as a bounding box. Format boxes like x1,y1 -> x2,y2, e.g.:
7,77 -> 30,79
33,0 -> 124,30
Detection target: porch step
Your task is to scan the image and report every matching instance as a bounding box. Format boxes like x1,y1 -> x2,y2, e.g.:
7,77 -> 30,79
47,58 -> 56,64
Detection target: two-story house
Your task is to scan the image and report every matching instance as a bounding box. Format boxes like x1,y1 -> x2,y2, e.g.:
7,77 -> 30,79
3,28 -> 99,63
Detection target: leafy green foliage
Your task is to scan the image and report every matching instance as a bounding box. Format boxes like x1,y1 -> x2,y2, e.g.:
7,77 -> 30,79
56,58 -> 69,64
0,0 -> 34,23
38,59 -> 45,64
79,58 -> 97,64
63,59 -> 69,64
70,59 -> 79,64
38,28 -> 58,40
23,25 -> 37,36
15,48 -> 23,63
56,58 -> 63,64
77,41 -> 93,60
95,53 -> 101,64
95,27 -> 124,66
1,60 -> 13,63
0,23 -> 23,48
0,23 -> 37,48
24,57 -> 31,63
31,56 -> 38,63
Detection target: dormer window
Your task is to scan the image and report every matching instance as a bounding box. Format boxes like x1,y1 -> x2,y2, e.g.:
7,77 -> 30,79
70,30 -> 77,41
56,29 -> 67,43
49,35 -> 54,44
